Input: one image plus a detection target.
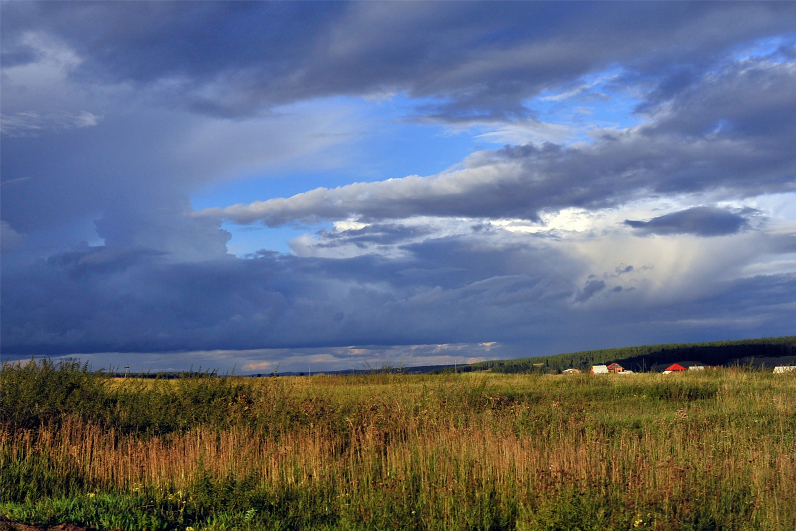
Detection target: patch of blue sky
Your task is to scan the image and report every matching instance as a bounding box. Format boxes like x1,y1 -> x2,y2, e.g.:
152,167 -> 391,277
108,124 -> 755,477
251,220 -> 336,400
729,34 -> 796,64
350,92 -> 489,177
222,221 -> 317,257
194,83 -> 651,258
3,217 -> 105,270
192,94 -> 478,207
528,65 -> 645,144
191,169 -> 348,212
192,93 -> 481,256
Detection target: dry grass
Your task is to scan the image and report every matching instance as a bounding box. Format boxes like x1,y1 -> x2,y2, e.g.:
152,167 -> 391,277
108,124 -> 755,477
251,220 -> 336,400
2,366 -> 796,530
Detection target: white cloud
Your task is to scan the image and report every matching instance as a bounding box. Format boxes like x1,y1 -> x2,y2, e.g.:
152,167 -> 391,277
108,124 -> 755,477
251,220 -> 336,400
1,111 -> 104,137
198,51 -> 796,229
474,120 -> 574,145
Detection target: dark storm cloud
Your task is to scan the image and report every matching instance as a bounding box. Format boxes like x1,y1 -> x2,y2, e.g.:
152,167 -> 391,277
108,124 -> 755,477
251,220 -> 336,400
3,2 -> 795,119
3,2 -> 796,363
4,2 -> 795,243
46,245 -> 165,278
625,207 -> 750,237
0,236 -> 582,355
203,52 -> 796,226
4,233 -> 796,358
576,280 -> 606,302
311,223 -> 436,249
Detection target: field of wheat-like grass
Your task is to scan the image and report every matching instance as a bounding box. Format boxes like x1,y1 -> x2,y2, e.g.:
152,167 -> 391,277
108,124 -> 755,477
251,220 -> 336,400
1,360 -> 795,530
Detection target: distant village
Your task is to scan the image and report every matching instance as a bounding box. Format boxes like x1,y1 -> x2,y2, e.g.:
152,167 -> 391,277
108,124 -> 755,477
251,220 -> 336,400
562,362 -> 796,375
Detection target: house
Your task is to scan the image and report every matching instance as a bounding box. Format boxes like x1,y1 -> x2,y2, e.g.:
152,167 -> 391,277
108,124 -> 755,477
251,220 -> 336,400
607,362 -> 625,373
562,368 -> 581,375
651,361 -> 707,373
590,365 -> 609,374
773,366 -> 796,374
663,363 -> 687,374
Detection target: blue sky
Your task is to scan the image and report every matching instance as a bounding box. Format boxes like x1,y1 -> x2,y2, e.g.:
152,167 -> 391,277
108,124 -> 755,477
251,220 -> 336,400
2,2 -> 796,373
190,94 -> 481,255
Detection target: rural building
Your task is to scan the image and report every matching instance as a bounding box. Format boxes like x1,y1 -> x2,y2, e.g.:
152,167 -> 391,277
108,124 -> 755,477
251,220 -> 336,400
651,361 -> 708,373
562,368 -> 581,375
663,363 -> 687,374
607,362 -> 625,373
773,366 -> 796,374
590,365 -> 609,374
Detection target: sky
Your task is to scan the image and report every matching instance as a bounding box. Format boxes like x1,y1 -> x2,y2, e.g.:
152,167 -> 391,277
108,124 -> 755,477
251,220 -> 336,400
2,2 -> 796,373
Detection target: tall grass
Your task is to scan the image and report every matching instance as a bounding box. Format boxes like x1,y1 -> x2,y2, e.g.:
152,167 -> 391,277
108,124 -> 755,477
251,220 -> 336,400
2,360 -> 795,530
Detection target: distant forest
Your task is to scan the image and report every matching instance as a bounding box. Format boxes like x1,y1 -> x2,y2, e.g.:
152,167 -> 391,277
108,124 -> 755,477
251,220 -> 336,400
101,336 -> 796,377
419,336 -> 796,375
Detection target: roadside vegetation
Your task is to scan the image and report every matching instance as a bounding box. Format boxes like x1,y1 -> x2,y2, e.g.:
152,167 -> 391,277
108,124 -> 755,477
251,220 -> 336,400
2,358 -> 795,530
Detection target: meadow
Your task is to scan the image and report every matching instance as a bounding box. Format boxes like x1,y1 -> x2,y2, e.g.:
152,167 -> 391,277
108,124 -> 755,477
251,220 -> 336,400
1,359 -> 795,530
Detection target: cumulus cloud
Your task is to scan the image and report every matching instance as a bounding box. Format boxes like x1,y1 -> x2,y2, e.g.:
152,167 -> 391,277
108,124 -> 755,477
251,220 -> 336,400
3,3 -> 795,119
3,3 -> 796,367
200,52 -> 796,227
4,229 -> 796,359
93,195 -> 232,262
45,245 -> 165,278
0,237 -> 569,355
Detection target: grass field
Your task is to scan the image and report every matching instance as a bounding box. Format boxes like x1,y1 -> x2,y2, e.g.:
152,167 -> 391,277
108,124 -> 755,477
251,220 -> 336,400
2,359 -> 795,530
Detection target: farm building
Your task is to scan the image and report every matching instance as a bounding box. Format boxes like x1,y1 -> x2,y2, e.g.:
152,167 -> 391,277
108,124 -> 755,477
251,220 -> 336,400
562,368 -> 581,375
651,361 -> 706,373
607,362 -> 625,373
663,363 -> 687,374
773,366 -> 796,374
590,365 -> 609,374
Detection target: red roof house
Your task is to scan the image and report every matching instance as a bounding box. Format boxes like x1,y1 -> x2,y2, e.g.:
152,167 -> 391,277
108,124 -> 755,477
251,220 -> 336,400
606,362 -> 625,373
664,363 -> 686,373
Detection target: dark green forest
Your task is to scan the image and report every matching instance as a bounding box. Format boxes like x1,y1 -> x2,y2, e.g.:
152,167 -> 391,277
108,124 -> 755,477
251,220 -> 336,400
429,336 -> 796,374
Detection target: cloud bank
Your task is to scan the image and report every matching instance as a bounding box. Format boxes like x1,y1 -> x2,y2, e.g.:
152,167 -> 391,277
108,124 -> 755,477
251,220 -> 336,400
2,2 -> 796,370
198,54 -> 796,229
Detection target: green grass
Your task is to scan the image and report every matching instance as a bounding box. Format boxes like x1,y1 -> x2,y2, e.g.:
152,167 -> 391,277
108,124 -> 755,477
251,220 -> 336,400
2,359 -> 796,530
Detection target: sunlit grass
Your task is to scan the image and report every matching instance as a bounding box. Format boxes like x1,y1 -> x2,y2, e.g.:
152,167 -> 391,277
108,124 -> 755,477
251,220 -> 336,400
2,360 -> 795,530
